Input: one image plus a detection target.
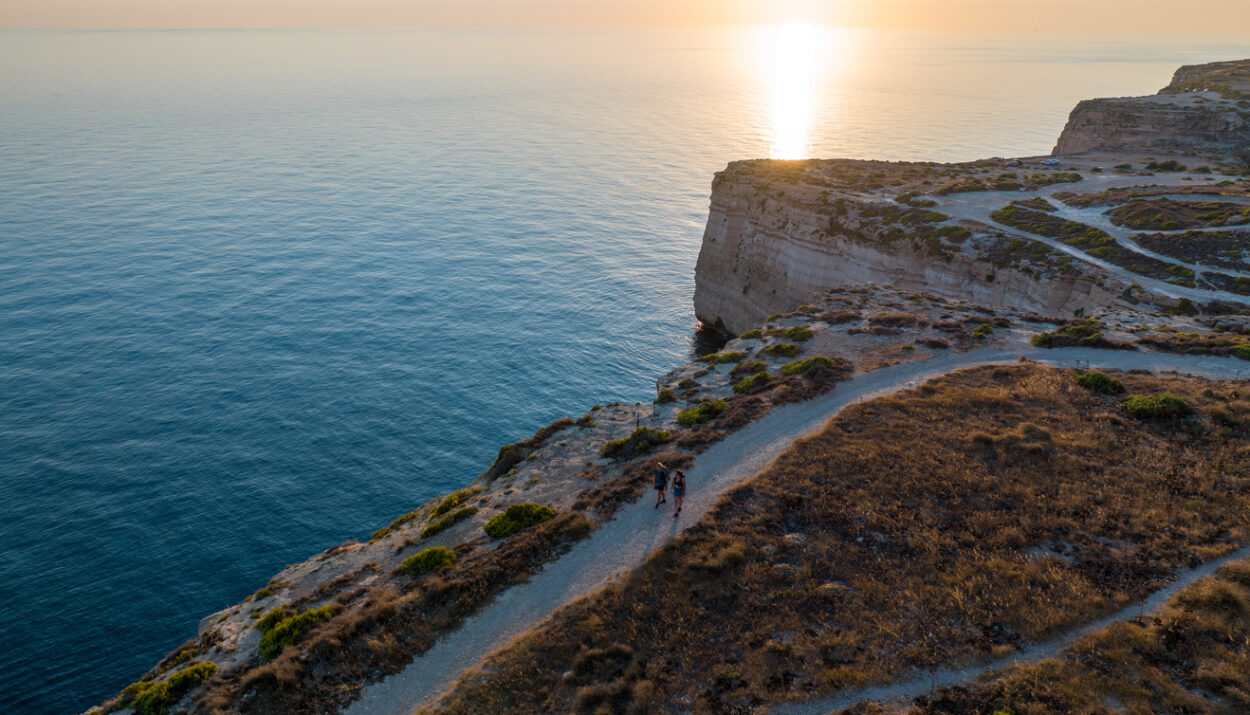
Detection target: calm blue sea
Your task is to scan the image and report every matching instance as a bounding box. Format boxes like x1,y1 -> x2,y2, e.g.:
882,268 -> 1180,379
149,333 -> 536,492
1,26 -> 1245,713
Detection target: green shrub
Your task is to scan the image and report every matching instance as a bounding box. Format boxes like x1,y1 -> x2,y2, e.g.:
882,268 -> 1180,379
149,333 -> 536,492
1167,298 -> 1196,316
485,503 -> 557,538
599,427 -> 673,459
695,353 -> 719,363
1074,371 -> 1125,395
739,329 -> 763,340
733,372 -> 771,394
763,343 -> 800,358
420,506 -> 478,538
781,326 -> 814,341
254,606 -> 291,633
400,546 -> 458,575
972,323 -> 994,338
779,356 -> 838,375
1121,393 -> 1193,419
677,400 -> 728,426
1232,345 -> 1250,361
716,351 -> 746,363
258,606 -> 334,660
432,487 -> 484,518
124,661 -> 217,715
655,388 -> 676,404
730,361 -> 766,379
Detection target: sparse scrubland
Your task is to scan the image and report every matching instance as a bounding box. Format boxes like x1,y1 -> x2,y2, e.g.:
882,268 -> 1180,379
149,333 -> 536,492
427,364 -> 1250,714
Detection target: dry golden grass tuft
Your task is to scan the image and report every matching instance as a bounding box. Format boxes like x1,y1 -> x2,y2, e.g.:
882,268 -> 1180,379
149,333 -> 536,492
425,364 -> 1250,714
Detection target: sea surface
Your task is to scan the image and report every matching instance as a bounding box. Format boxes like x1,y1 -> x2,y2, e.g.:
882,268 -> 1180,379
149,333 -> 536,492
1,26 -> 1245,713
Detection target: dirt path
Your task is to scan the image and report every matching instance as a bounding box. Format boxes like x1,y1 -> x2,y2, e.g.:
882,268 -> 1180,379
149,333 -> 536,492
936,174 -> 1250,305
773,540 -> 1250,714
344,347 -> 1249,715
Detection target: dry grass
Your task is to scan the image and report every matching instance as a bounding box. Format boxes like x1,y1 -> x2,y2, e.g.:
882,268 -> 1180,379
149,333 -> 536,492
900,554 -> 1250,714
425,364 -> 1250,714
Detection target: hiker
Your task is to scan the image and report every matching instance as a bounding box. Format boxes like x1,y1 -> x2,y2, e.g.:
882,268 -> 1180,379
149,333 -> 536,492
671,469 -> 686,517
653,462 -> 669,508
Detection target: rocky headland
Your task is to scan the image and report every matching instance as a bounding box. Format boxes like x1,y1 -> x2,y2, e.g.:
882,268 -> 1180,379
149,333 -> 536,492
94,60 -> 1250,715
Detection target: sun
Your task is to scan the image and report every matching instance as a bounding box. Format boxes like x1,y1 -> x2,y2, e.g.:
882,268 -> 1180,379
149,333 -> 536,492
768,22 -> 817,160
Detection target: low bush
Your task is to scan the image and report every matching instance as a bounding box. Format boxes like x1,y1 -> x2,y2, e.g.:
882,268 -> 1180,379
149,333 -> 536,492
399,546 -> 458,576
258,606 -> 334,660
1234,345 -> 1250,361
1074,371 -> 1125,395
763,343 -> 800,358
654,388 -> 676,404
972,323 -> 994,338
779,356 -> 839,376
739,329 -> 762,340
1121,393 -> 1193,419
730,360 -> 766,379
253,606 -> 290,633
780,326 -> 814,341
432,487 -> 484,518
599,427 -> 673,459
485,503 -> 557,538
1031,322 -> 1130,349
124,661 -> 218,715
420,506 -> 478,538
677,400 -> 728,426
733,372 -> 771,394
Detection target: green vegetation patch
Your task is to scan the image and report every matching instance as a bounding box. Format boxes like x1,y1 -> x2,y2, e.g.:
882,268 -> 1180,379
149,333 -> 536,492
253,605 -> 291,633
432,487 -> 484,518
729,360 -> 767,380
1121,393 -> 1193,420
1074,371 -> 1125,395
779,326 -> 814,341
1031,322 -> 1130,350
739,328 -> 763,340
654,388 -> 676,405
258,606 -> 334,660
972,323 -> 994,339
732,371 -> 771,394
779,356 -> 840,376
762,343 -> 800,358
121,661 -> 218,715
991,204 -> 1114,248
1108,197 -> 1250,231
600,427 -> 673,459
400,546 -> 458,576
485,503 -> 557,538
677,400 -> 729,426
420,506 -> 478,539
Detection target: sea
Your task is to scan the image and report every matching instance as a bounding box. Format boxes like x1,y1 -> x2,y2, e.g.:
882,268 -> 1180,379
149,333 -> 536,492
1,26 -> 1245,713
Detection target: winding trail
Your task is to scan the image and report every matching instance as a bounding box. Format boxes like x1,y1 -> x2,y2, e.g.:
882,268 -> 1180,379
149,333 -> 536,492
936,173 -> 1250,304
345,347 -> 1250,715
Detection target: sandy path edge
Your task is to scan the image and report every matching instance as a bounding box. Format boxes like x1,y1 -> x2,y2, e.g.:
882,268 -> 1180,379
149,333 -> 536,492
344,347 -> 1249,715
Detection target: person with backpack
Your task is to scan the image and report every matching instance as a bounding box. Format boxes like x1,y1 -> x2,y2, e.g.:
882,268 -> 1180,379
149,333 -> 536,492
671,469 -> 686,517
653,462 -> 669,508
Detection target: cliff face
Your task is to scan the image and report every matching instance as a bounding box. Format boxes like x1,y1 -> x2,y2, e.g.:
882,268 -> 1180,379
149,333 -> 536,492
1053,93 -> 1250,157
1053,59 -> 1250,158
693,166 -> 1121,335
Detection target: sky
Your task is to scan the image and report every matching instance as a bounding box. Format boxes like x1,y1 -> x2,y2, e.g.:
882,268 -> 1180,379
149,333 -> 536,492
2,0 -> 1249,33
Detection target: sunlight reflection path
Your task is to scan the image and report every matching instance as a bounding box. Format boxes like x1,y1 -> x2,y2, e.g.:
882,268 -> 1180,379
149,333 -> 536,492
769,23 -> 817,159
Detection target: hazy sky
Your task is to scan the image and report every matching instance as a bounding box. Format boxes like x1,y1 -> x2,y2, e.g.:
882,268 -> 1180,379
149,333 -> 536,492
3,0 -> 1249,32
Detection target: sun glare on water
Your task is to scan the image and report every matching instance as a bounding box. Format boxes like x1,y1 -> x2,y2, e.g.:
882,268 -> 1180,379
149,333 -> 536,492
769,22 -> 817,160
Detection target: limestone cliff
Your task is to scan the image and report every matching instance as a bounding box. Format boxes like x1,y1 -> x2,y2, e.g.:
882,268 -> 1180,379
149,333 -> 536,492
692,161 -> 1126,335
1052,59 -> 1250,158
